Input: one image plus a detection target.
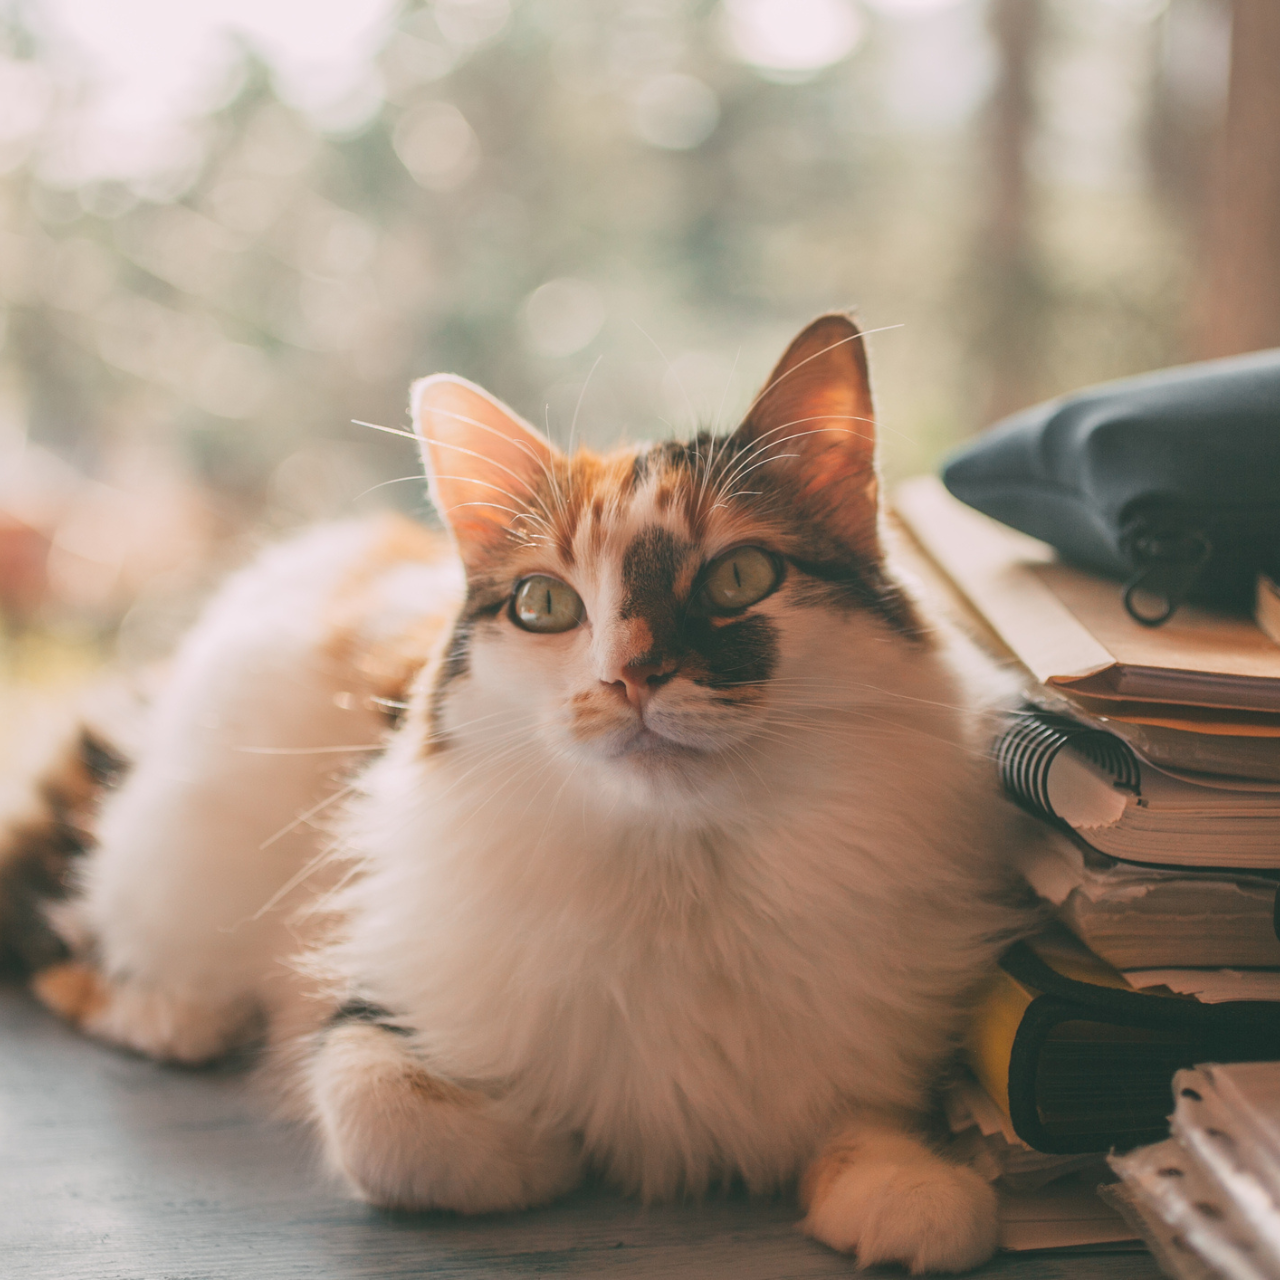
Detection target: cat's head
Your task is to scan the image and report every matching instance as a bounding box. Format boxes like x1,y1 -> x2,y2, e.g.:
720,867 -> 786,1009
410,314 -> 926,808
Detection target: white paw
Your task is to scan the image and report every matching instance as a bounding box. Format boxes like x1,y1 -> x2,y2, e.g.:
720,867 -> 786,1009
32,961 -> 258,1065
311,1023 -> 581,1213
803,1142 -> 998,1274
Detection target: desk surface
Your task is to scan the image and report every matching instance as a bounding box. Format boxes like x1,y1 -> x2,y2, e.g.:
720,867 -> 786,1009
0,985 -> 1162,1280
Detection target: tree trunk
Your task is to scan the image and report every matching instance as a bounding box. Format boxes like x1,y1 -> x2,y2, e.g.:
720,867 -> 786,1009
974,0 -> 1046,424
1193,0 -> 1280,358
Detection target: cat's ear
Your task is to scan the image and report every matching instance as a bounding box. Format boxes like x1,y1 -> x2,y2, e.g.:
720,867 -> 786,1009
411,374 -> 559,569
733,313 -> 881,561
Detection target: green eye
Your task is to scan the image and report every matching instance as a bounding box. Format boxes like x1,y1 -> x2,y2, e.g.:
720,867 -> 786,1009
511,575 -> 584,633
700,547 -> 780,613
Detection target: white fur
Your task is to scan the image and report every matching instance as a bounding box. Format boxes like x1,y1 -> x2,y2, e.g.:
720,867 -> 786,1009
802,1126 -> 1000,1273
60,482 -> 1036,1270
69,522 -> 459,1056
315,480 -> 1031,1226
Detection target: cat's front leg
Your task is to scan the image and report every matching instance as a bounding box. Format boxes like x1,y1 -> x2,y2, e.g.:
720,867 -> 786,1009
310,1014 -> 581,1213
800,1116 -> 998,1274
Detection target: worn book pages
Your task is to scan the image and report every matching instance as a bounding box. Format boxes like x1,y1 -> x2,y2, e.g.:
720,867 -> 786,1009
895,477 -> 1280,713
1016,834 -> 1280,969
998,1179 -> 1141,1252
1033,688 -> 1280,782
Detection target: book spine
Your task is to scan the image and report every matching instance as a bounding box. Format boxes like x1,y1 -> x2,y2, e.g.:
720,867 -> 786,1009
994,709 -> 1140,822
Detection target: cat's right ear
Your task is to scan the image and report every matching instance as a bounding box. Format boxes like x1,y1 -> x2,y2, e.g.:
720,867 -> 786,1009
411,375 -> 559,571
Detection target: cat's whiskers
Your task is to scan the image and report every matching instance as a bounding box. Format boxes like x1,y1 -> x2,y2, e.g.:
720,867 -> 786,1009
733,323 -> 904,424
235,838 -> 347,927
722,674 -> 1001,719
427,469 -> 557,538
527,751 -> 587,858
350,474 -> 427,502
455,742 -> 567,838
567,354 -> 604,459
709,421 -> 869,504
632,318 -> 698,429
421,415 -> 561,529
351,418 -> 417,442
258,782 -> 358,852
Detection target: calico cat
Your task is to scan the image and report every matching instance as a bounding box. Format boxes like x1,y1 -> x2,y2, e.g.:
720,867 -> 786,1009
2,315 -> 1036,1273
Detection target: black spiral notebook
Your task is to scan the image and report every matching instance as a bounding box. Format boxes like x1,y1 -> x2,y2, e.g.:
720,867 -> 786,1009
994,709 -> 1280,869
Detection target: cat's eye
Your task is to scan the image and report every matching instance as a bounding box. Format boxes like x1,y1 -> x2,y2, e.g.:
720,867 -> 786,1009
698,547 -> 781,614
511,575 -> 585,633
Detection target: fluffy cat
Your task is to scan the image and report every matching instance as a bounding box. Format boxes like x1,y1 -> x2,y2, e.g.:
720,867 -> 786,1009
4,314 -> 1037,1273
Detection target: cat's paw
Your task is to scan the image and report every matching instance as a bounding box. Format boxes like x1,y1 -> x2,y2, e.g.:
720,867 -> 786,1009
32,961 -> 258,1065
311,1022 -> 581,1213
801,1129 -> 998,1274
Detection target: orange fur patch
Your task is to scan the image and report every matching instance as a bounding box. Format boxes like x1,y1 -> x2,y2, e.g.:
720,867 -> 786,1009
323,515 -> 456,712
32,960 -> 109,1024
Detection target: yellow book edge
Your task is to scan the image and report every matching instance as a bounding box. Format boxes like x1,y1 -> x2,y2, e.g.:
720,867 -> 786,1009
966,931 -> 1132,1122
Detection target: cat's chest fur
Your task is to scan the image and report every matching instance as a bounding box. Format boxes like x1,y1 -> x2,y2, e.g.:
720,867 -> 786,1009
332,684 -> 1015,1198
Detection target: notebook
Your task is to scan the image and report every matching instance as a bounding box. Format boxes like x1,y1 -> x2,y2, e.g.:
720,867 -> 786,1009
996,709 -> 1280,869
895,477 -> 1280,713
1110,1063 -> 1280,1279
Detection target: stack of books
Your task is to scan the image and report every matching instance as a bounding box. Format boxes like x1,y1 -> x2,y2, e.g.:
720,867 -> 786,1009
894,478 -> 1280,1253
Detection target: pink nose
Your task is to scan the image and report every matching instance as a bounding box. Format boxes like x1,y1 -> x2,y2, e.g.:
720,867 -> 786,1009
604,659 -> 677,709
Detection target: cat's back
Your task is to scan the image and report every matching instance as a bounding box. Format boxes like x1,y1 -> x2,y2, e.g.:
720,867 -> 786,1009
176,514 -> 462,715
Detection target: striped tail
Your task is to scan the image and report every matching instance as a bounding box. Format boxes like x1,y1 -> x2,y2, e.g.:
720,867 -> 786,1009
0,722 -> 129,974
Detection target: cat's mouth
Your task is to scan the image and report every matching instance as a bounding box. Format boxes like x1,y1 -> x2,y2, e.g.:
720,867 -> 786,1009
607,721 -> 712,762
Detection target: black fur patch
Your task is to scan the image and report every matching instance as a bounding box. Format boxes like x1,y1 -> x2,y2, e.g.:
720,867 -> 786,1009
425,589 -> 506,748
0,728 -> 129,975
619,525 -> 781,691
327,998 -> 412,1037
683,613 -> 780,691
788,554 -> 925,639
620,525 -> 687,644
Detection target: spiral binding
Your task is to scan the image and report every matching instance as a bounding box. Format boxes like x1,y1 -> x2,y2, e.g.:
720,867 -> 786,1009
994,708 -> 1140,821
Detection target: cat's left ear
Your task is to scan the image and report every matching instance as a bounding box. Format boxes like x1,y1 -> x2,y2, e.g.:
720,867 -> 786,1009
733,313 -> 881,561
411,374 -> 560,571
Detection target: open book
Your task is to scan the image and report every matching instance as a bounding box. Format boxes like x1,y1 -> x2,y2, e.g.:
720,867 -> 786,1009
896,477 -> 1280,713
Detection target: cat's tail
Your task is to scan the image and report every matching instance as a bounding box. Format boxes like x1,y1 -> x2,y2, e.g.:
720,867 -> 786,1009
0,704 -> 132,976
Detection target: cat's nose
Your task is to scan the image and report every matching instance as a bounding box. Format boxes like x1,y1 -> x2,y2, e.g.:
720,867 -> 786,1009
603,658 -> 678,709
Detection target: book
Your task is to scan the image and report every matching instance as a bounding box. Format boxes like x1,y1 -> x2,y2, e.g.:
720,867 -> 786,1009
1017,830 -> 1280,970
944,1073 -> 1106,1192
995,708 -> 1280,869
942,1076 -> 1142,1252
1032,688 -> 1280,783
966,928 -> 1280,1155
895,476 -> 1280,713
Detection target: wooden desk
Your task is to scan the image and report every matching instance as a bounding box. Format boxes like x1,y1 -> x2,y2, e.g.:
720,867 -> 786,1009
0,985 -> 1161,1280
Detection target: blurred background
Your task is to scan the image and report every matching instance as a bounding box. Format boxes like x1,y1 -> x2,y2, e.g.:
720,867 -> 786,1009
0,0 -> 1276,669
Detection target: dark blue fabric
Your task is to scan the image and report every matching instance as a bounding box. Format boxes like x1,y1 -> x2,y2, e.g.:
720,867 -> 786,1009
943,349 -> 1280,611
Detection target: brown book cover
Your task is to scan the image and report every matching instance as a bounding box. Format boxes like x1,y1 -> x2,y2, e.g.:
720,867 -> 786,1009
895,477 -> 1280,714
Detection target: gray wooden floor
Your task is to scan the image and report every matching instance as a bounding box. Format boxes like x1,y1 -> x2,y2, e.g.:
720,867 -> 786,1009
0,983 -> 1162,1280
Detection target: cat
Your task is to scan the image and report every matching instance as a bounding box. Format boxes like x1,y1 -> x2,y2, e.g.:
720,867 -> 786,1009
2,314 -> 1038,1273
